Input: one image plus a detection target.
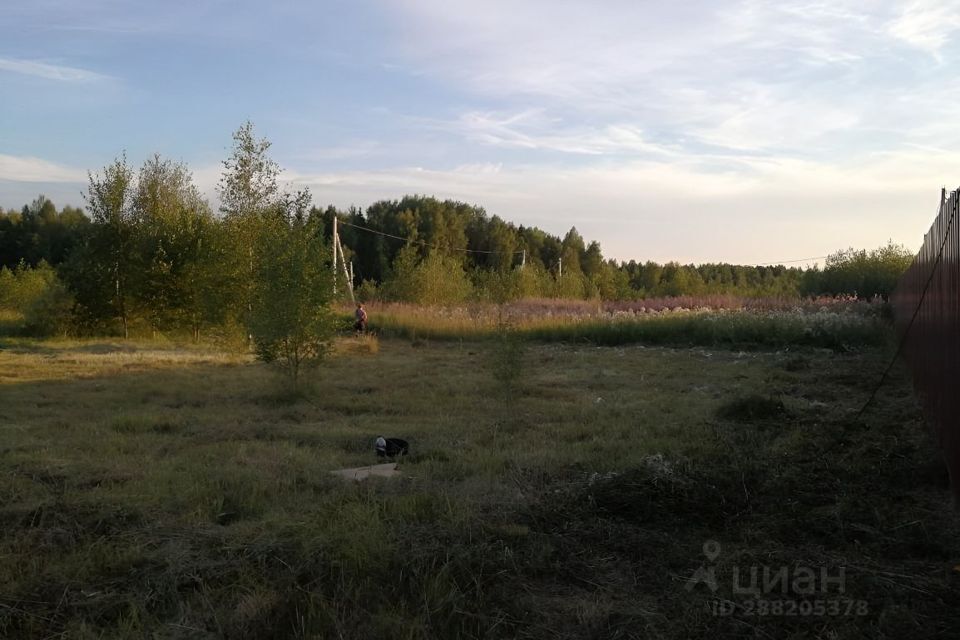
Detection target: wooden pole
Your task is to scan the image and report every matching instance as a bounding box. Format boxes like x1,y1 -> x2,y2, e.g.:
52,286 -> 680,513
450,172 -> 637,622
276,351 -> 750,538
337,234 -> 355,303
332,216 -> 338,296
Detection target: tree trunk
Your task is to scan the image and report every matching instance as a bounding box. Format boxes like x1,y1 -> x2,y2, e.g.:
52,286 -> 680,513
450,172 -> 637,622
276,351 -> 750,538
116,262 -> 128,339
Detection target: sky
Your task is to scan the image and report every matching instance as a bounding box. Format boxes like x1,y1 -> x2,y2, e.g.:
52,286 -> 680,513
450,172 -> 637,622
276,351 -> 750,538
3,0 -> 960,264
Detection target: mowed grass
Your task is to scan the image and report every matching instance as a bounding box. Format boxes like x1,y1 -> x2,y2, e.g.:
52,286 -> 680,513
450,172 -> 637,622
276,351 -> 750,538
0,336 -> 958,638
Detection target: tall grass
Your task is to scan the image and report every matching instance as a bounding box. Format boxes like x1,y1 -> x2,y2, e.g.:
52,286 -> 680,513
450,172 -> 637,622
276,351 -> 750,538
521,310 -> 890,349
360,301 -> 890,349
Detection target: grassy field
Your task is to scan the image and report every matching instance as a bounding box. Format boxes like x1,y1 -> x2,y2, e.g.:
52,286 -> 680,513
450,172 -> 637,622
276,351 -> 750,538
1,333 -> 958,638
365,301 -> 890,350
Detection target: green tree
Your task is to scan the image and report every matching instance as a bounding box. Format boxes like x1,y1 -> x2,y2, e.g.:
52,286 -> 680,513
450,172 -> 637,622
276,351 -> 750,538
657,262 -> 703,296
180,221 -> 235,340
219,122 -> 284,329
381,243 -> 473,305
381,244 -> 421,302
83,156 -> 136,337
556,271 -> 588,299
560,227 -> 585,276
132,155 -> 215,334
517,262 -> 552,298
412,253 -> 473,304
582,240 -> 604,281
219,121 -> 281,219
248,190 -> 337,388
811,242 -> 913,299
598,260 -> 632,300
637,261 -> 662,295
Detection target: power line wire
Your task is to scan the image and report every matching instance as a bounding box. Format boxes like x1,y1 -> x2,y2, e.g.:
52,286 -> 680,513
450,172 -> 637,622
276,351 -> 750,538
754,255 -> 830,266
338,217 -> 833,266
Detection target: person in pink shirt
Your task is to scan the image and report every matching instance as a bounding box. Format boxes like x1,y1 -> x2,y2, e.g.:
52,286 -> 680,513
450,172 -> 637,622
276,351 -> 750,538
354,302 -> 368,335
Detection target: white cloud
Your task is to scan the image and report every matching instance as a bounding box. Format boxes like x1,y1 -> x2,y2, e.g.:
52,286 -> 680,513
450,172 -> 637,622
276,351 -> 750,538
447,110 -> 678,156
386,1 -> 877,101
887,0 -> 960,57
685,84 -> 863,153
0,56 -> 109,82
0,154 -> 87,182
385,0 -> 952,159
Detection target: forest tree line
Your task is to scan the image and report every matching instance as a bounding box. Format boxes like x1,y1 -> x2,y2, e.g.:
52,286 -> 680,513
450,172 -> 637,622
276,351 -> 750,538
0,123 -> 915,338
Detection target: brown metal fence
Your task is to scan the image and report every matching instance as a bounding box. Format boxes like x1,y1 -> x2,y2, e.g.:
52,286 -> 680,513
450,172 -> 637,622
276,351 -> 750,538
890,188 -> 960,500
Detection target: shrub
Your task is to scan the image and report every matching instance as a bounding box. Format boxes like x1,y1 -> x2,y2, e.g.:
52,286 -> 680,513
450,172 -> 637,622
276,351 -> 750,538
0,261 -> 75,336
24,275 -> 74,336
805,241 -> 914,299
356,279 -> 380,303
0,267 -> 15,308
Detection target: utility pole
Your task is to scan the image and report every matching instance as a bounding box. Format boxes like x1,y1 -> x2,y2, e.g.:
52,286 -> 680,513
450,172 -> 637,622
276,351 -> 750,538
335,232 -> 355,303
329,215 -> 355,302
558,256 -> 562,279
332,215 -> 338,296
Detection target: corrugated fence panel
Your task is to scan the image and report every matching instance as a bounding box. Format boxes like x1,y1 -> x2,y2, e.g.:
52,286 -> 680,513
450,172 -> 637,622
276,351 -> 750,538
891,189 -> 960,500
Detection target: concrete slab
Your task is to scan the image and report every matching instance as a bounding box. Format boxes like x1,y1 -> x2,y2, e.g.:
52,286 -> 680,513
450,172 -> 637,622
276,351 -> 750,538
331,463 -> 399,481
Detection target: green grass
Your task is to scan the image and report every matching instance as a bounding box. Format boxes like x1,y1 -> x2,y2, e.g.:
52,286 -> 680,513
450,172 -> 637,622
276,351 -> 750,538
0,335 -> 957,638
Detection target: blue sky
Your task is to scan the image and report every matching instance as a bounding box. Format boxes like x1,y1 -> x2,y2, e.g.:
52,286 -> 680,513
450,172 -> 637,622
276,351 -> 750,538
3,0 -> 960,263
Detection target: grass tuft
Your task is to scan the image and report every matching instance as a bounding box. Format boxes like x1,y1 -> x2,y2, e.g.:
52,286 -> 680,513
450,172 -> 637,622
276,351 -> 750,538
716,394 -> 788,421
